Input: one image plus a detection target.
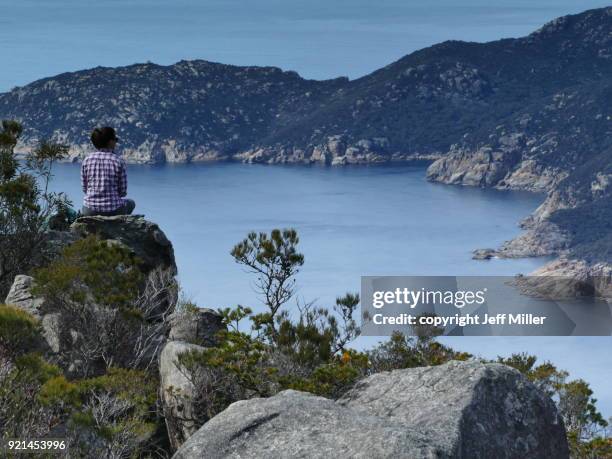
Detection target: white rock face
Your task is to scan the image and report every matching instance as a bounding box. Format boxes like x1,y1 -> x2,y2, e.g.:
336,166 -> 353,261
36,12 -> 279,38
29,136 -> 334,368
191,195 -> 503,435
4,275 -> 44,317
160,308 -> 226,451
160,340 -> 205,450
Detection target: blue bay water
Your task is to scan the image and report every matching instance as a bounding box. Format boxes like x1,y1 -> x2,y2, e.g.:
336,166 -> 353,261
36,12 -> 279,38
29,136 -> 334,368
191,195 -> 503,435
49,162 -> 612,416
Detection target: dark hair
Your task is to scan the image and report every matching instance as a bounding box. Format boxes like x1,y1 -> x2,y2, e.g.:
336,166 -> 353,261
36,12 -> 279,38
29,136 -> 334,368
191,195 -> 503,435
91,127 -> 118,149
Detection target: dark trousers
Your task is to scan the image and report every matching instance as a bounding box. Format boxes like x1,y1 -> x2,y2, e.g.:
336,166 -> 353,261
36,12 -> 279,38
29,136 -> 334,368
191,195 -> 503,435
82,199 -> 136,217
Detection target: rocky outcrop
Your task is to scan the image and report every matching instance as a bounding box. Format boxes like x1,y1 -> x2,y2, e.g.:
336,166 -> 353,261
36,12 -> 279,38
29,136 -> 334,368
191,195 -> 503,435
473,221 -> 569,260
234,136 -> 393,165
160,308 -> 226,451
426,138 -> 524,189
173,360 -> 568,459
4,275 -> 61,354
425,135 -> 567,193
4,274 -> 44,317
70,215 -> 177,277
69,215 -> 178,318
168,308 -> 224,346
160,340 -> 206,451
4,216 -> 178,359
516,258 -> 612,301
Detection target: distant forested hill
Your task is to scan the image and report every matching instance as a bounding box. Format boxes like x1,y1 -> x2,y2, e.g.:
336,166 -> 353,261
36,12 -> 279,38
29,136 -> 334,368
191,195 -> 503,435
1,7 -> 611,168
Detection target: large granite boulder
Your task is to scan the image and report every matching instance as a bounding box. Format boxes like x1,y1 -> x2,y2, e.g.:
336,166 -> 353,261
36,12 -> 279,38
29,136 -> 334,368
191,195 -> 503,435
160,340 -> 206,451
173,360 -> 568,459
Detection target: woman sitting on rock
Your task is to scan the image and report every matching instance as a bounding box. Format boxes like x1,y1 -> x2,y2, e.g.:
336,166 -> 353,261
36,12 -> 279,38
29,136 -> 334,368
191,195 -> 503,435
81,127 -> 136,217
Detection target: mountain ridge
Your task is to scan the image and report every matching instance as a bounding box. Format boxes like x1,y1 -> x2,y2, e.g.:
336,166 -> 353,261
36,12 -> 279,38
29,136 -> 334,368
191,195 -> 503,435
2,6 -> 611,165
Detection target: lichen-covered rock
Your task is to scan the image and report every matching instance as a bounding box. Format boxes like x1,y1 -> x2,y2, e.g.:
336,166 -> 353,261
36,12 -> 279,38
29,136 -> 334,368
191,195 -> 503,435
338,361 -> 568,459
70,215 -> 177,277
168,308 -> 224,346
173,360 -> 568,459
160,340 -> 205,451
4,275 -> 44,317
174,390 -> 435,459
160,308 -> 226,450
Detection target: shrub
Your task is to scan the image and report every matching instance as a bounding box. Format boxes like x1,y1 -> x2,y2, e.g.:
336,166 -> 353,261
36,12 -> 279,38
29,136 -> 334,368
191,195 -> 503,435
367,331 -> 471,373
0,304 -> 40,358
40,368 -> 160,458
33,236 -> 175,376
0,353 -> 63,439
0,120 -> 70,297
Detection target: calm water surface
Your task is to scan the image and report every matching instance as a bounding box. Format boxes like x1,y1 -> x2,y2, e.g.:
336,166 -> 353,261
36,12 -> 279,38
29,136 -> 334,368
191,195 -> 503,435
50,161 -> 612,416
50,162 -> 547,307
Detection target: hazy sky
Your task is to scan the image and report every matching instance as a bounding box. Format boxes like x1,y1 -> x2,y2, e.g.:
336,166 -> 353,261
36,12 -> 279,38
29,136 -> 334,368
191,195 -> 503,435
1,0 -> 611,91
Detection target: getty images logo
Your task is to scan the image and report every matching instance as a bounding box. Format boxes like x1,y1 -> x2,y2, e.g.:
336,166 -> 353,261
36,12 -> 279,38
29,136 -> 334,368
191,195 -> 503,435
372,287 -> 488,309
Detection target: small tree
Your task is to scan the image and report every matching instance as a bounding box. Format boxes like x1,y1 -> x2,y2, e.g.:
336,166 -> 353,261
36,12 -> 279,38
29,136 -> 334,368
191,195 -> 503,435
230,229 -> 304,340
177,229 -> 365,436
0,120 -> 70,297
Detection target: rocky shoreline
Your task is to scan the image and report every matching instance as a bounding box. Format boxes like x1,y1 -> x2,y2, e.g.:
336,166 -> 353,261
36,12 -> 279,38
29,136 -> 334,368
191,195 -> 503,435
17,135 -> 442,167
426,140 -> 611,294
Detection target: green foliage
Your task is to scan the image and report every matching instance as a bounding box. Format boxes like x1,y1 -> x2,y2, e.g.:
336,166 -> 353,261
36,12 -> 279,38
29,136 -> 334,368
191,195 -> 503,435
38,375 -> 80,408
32,236 -> 165,376
39,368 -> 159,456
178,229 -> 476,435
283,350 -> 369,398
0,353 -> 62,439
14,353 -> 62,385
367,331 -> 471,373
567,433 -> 612,459
0,304 -> 40,357
497,353 -> 567,397
0,230 -> 176,452
499,353 -> 610,457
177,229 -> 365,430
0,120 -> 71,297
34,235 -> 143,311
559,379 -> 608,437
231,229 -> 304,339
